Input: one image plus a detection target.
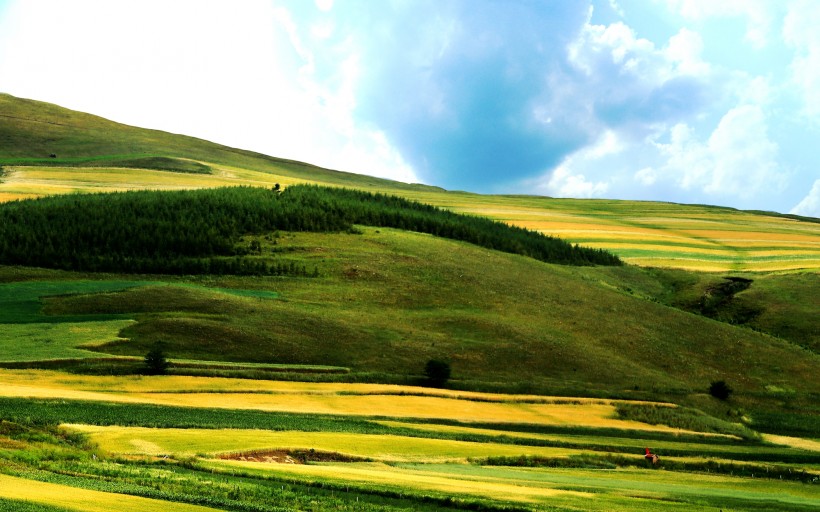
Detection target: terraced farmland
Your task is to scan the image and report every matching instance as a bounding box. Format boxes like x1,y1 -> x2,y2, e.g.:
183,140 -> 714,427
1,94 -> 819,511
0,370 -> 815,511
413,194 -> 820,272
3,162 -> 817,271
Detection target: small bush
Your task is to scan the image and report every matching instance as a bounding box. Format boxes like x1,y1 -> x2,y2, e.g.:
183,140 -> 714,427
144,341 -> 170,375
709,380 -> 733,400
424,359 -> 451,387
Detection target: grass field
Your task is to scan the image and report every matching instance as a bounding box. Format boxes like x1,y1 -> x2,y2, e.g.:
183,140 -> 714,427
1,94 -> 819,511
0,370 -> 691,431
3,164 -> 818,272
59,419 -> 819,511
0,474 -> 220,512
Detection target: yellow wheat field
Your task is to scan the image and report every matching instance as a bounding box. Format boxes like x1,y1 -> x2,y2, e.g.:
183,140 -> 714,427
0,370 -> 691,432
66,424 -> 579,462
3,162 -> 819,271
0,473 -> 220,512
205,460 -> 587,505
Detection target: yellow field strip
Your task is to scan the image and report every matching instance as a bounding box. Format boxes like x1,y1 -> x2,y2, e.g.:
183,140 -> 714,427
0,473 -> 220,512
2,163 -> 818,271
205,460 -> 586,505
66,425 -> 579,462
763,435 -> 820,453
374,420 -> 737,441
0,369 -> 638,404
0,370 -> 693,432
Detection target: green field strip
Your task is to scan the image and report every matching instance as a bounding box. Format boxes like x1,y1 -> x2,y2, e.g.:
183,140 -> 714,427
203,459 -> 820,511
0,280 -> 149,323
0,280 -> 279,324
397,464 -> 820,510
0,153 -> 167,165
372,421 -> 819,463
0,320 -> 136,362
0,473 -> 221,512
167,359 -> 348,373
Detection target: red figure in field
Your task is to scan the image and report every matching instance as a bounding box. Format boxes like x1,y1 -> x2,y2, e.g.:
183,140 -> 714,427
644,447 -> 659,465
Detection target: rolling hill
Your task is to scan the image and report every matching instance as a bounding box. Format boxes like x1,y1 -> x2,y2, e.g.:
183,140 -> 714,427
0,93 -> 818,511
2,93 -> 819,272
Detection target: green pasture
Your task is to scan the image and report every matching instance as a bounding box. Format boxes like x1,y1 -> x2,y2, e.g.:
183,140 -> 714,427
3,93 -> 819,272
0,279 -> 280,364
1,93 -> 819,511
0,280 -> 146,323
31,229 -> 817,401
0,321 -> 135,362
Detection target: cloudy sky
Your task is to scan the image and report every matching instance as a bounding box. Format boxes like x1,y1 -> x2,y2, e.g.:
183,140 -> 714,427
0,0 -> 818,216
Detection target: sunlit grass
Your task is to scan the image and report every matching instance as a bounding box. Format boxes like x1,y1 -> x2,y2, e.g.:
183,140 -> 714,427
2,162 -> 818,271
0,370 -> 687,430
0,473 -> 220,512
66,424 -> 579,462
0,321 -> 135,362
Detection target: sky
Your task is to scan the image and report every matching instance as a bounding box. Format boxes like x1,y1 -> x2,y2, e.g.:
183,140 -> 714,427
0,0 -> 818,216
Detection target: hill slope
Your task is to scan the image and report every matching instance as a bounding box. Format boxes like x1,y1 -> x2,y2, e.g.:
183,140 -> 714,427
2,93 -> 819,272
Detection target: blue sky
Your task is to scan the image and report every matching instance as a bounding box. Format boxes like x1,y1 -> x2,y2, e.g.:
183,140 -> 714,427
0,0 -> 818,216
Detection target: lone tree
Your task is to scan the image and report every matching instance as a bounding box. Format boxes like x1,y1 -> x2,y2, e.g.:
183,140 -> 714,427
424,359 -> 451,387
144,341 -> 170,375
709,380 -> 732,400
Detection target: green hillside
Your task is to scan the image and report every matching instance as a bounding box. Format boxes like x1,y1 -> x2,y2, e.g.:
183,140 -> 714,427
1,93 -> 819,511
0,93 -> 818,403
3,93 -> 819,272
0,93 -> 440,191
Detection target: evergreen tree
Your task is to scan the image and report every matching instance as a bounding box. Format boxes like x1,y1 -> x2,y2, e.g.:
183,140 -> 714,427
144,341 -> 170,375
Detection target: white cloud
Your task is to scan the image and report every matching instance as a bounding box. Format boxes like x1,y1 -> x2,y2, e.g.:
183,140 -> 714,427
544,166 -> 610,198
569,13 -> 710,81
314,0 -> 334,12
664,0 -> 776,48
526,130 -> 618,198
634,167 -> 658,186
790,179 -> 820,218
566,14 -> 712,134
608,0 -> 626,18
784,0 -> 820,119
665,28 -> 710,77
0,0 -> 419,184
654,105 -> 786,198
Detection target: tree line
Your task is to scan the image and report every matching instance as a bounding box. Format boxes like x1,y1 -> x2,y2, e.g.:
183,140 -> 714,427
0,185 -> 621,274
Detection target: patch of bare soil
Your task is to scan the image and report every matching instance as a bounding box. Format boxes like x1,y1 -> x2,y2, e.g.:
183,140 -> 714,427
219,449 -> 370,464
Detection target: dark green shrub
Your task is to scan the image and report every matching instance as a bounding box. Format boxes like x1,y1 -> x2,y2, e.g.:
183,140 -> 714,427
424,359 -> 451,387
709,380 -> 732,400
144,342 -> 170,375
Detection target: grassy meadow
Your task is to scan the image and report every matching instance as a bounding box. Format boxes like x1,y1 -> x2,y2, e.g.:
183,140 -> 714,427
2,94 -> 819,272
2,163 -> 817,272
0,93 -> 818,510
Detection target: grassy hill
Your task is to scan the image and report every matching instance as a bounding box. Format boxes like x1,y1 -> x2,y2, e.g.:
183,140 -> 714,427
1,92 -> 817,396
0,93 -> 818,511
2,93 -> 819,272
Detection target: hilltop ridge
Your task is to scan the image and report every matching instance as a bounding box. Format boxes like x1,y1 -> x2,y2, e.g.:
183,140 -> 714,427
2,93 -> 819,272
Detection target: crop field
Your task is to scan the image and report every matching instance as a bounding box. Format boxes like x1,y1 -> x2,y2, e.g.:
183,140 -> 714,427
2,162 -> 818,272
0,474 -> 220,512
0,163 -> 308,201
0,360 -> 814,510
0,366 -> 814,510
59,406 -> 820,511
1,95 -> 818,510
0,370 -> 683,430
203,461 -> 820,511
